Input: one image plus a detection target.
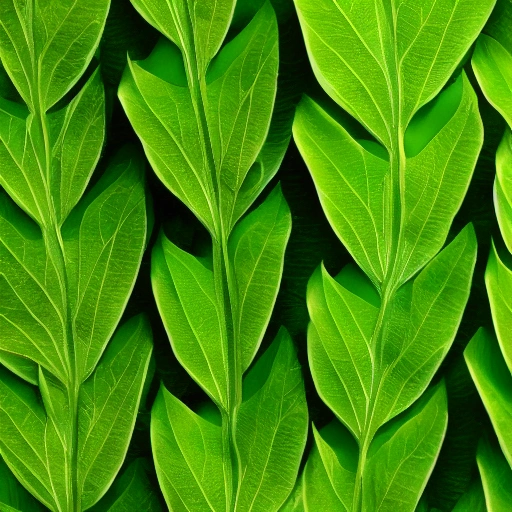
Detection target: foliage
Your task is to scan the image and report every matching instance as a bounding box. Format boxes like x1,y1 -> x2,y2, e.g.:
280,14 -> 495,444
0,0 -> 511,510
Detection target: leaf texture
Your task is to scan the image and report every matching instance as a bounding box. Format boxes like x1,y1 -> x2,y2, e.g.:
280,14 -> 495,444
293,0 -> 489,509
0,1 -> 152,510
119,1 -> 308,510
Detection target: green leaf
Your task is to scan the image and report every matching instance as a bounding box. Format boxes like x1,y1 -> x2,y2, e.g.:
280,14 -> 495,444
119,0 -> 279,235
49,69 -> 105,225
151,386 -> 226,511
473,33 -> 512,129
228,185 -> 291,372
294,74 -> 481,288
294,0 -> 493,147
121,2 -> 306,509
152,232 -> 227,407
294,0 -> 487,508
477,434 -> 512,511
0,457 -> 45,512
495,130 -> 512,254
88,458 -> 163,512
0,2 -> 152,510
151,329 -> 307,512
236,329 -> 308,511
303,422 -> 358,511
362,384 -> 448,512
0,0 -> 109,110
78,316 -> 153,509
64,149 -> 147,381
465,326 -> 512,466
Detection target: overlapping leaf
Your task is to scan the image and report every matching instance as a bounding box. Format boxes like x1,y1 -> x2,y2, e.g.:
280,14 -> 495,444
293,0 -> 490,509
0,1 -> 152,510
120,1 -> 307,510
466,2 -> 512,506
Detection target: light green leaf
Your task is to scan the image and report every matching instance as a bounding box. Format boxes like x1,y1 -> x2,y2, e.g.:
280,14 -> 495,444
118,55 -> 216,233
307,265 -> 378,439
465,327 -> 512,467
64,149 -> 147,382
363,384 -> 448,512
151,235 -> 227,408
0,191 -> 67,383
303,422 -> 358,511
236,329 -> 308,512
49,69 -> 105,225
473,33 -> 512,129
477,435 -> 512,511
495,129 -> 512,254
78,315 -> 153,509
206,3 -> 278,229
293,95 -> 389,285
0,100 -> 48,224
0,366 -> 61,510
0,0 -> 109,110
229,185 -> 291,372
151,387 -> 226,512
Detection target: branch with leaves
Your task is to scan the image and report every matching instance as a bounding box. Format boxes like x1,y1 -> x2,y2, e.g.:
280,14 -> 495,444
291,0 -> 494,509
0,1 -> 153,511
119,1 -> 308,510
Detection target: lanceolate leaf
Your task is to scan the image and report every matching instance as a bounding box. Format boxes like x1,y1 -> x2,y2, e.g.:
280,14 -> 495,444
0,1 -> 152,510
120,1 -> 308,510
477,434 -> 512,511
467,1 -> 512,501
293,0 -> 489,509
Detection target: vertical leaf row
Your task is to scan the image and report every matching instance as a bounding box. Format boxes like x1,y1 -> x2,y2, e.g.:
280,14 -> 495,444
292,0 -> 494,510
119,1 -> 308,510
0,1 -> 152,510
466,0 -> 512,507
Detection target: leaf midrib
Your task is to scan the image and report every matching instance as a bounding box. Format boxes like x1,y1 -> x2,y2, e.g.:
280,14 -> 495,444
179,4 -> 241,510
